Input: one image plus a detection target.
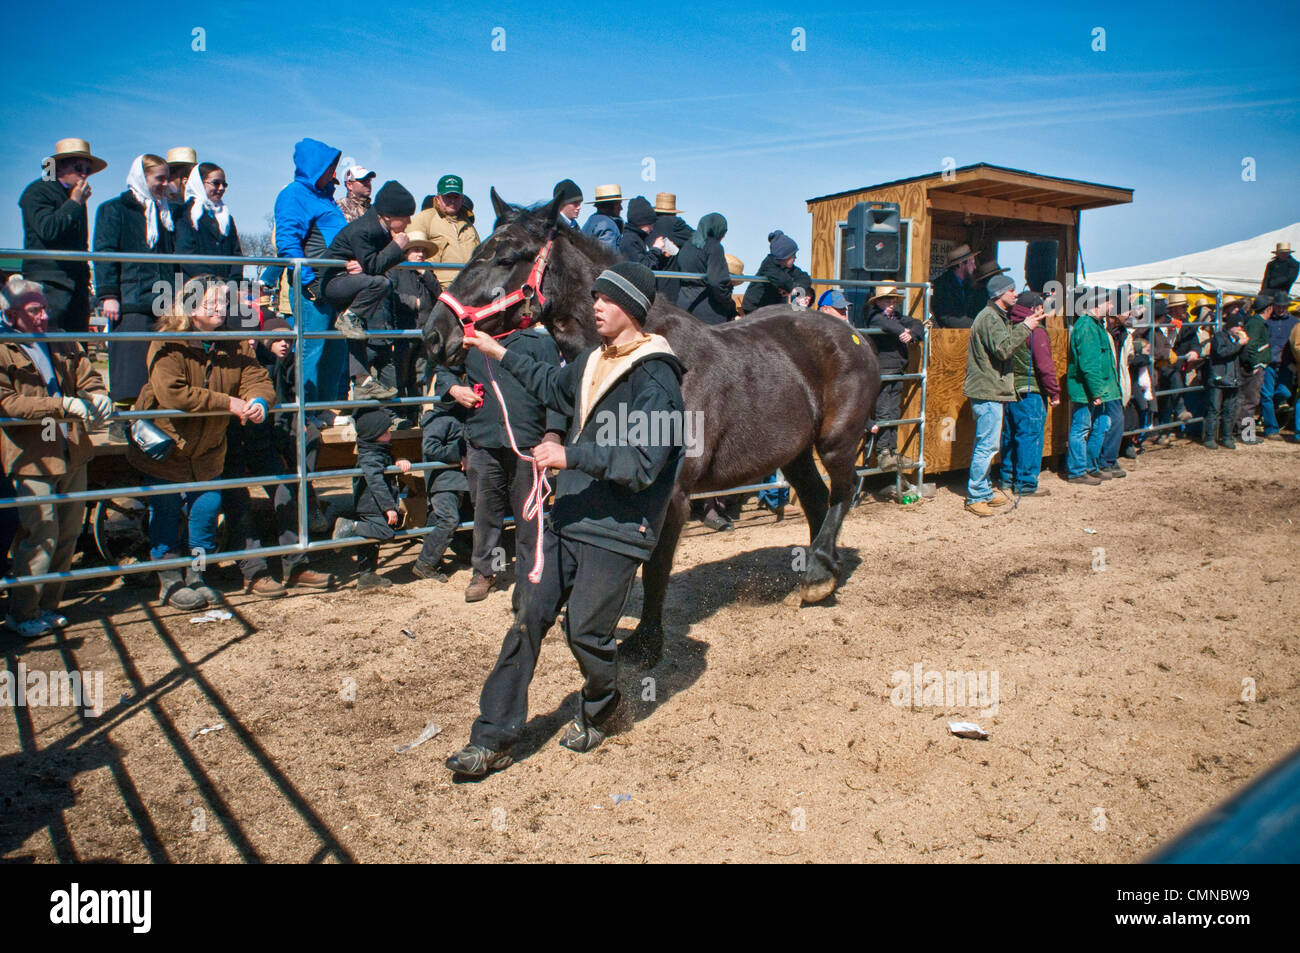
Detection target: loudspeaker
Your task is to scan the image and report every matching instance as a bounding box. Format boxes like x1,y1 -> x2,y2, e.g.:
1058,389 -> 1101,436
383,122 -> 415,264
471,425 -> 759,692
845,202 -> 901,273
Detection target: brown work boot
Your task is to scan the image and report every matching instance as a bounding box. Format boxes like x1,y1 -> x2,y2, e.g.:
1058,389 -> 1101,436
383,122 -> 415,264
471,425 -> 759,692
465,572 -> 496,603
965,500 -> 997,517
986,493 -> 1010,507
287,568 -> 334,590
245,575 -> 286,598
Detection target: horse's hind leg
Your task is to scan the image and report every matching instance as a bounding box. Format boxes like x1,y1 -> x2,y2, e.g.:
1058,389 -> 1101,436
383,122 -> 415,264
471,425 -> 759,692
798,427 -> 863,604
780,448 -> 838,601
622,489 -> 688,669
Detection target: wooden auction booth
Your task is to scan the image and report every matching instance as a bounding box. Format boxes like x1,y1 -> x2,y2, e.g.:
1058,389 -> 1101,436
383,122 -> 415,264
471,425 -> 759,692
806,164 -> 1133,474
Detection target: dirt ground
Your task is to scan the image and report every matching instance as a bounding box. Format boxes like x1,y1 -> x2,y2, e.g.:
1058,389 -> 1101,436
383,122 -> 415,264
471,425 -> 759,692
3,438 -> 1297,863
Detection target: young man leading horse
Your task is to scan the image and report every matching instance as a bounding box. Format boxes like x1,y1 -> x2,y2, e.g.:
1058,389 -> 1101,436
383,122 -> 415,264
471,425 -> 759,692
445,262 -> 686,777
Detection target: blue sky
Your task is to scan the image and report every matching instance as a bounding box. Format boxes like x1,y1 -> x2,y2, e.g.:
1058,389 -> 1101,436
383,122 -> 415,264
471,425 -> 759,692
3,0 -> 1298,279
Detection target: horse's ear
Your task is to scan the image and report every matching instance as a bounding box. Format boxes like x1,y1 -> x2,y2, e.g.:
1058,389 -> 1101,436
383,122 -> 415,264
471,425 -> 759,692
490,187 -> 512,222
539,192 -> 563,229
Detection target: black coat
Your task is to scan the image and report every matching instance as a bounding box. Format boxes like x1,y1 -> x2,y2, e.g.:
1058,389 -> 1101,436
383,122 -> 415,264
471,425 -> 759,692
741,254 -> 814,313
174,201 -> 243,280
1207,328 -> 1246,388
500,342 -> 686,561
391,267 -> 442,331
930,268 -> 974,328
675,239 -> 736,324
866,305 -> 925,372
1262,253 -> 1298,294
353,440 -> 400,533
19,178 -> 89,295
420,401 -> 470,494
322,207 -> 406,287
650,215 -> 694,303
619,224 -> 660,268
434,327 -> 567,450
92,191 -> 176,314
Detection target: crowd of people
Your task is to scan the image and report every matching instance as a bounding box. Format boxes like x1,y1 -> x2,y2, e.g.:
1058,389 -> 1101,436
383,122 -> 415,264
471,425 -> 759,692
2,135 -> 1298,656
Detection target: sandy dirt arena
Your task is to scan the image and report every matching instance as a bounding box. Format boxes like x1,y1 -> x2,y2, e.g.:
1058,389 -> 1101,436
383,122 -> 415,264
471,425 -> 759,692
2,439 -> 1297,863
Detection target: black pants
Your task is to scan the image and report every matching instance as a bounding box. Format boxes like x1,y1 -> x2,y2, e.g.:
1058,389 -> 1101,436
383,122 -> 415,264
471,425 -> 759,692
1203,385 -> 1240,444
220,420 -> 319,579
875,377 -> 903,453
470,531 -> 640,752
1156,367 -> 1187,423
324,273 -> 392,324
108,310 -> 153,403
468,445 -> 538,582
42,283 -> 91,334
418,489 -> 467,566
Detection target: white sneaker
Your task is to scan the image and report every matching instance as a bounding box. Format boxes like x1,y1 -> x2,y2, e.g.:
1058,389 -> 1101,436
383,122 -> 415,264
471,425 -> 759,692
40,609 -> 70,628
4,614 -> 53,639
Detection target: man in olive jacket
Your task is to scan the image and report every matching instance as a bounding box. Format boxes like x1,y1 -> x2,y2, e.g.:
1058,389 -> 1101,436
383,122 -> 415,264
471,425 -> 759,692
1236,294 -> 1273,443
446,262 -> 685,777
1064,289 -> 1121,483
962,274 -> 1040,515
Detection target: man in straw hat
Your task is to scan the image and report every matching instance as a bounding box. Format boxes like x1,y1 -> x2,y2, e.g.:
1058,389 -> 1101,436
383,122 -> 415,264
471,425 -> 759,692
1261,291 -> 1298,440
1261,241 -> 1297,297
165,147 -> 197,199
648,191 -> 693,301
931,243 -> 978,328
581,184 -> 624,251
19,139 -> 106,334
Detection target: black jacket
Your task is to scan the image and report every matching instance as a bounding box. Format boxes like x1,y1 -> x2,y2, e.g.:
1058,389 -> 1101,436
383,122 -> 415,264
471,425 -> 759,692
931,267 -> 972,327
1207,328 -> 1246,388
435,327 -> 567,450
675,239 -> 737,324
619,224 -> 661,268
174,201 -> 243,280
741,254 -> 814,313
19,178 -> 89,295
866,305 -> 925,372
353,439 -> 399,533
500,339 -> 686,561
391,266 -> 442,332
650,215 -> 694,303
1262,253 -> 1298,294
322,207 -> 406,287
92,191 -> 176,313
420,400 -> 470,495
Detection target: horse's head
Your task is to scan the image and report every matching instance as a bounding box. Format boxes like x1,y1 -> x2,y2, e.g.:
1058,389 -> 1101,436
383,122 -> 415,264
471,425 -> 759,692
423,187 -> 610,368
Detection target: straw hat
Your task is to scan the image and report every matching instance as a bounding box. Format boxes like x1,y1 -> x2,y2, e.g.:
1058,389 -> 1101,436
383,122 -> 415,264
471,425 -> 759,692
47,138 -> 107,174
405,230 -> 439,256
1190,300 -> 1214,316
869,285 -> 903,304
653,192 -> 684,214
588,184 -> 623,204
166,147 -> 197,172
946,243 -> 975,267
1165,292 -> 1188,308
973,260 -> 1009,282
1275,242 -> 1292,255
724,254 -> 745,276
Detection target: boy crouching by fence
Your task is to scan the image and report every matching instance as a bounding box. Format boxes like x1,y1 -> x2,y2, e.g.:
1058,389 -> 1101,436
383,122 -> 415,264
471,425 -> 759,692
330,407 -> 411,591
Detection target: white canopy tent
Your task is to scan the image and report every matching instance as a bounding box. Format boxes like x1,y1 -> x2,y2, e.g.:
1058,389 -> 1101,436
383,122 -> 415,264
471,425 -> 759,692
1085,223 -> 1299,295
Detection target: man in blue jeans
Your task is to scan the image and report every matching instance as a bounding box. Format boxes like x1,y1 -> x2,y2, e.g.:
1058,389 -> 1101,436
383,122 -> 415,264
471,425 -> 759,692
1000,292 -> 1060,495
963,275 -> 1040,516
1261,291 -> 1298,439
1064,288 -> 1121,485
269,138 -> 348,410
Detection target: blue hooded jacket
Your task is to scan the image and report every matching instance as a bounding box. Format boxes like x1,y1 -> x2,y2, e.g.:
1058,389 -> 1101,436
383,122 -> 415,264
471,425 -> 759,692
269,138 -> 345,288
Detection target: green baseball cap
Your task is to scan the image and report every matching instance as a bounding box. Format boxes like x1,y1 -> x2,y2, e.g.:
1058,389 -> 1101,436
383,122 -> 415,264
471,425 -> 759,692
437,174 -> 463,196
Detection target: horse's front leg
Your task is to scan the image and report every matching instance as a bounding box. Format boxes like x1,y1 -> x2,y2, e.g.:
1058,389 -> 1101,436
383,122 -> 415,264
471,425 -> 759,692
621,489 -> 688,669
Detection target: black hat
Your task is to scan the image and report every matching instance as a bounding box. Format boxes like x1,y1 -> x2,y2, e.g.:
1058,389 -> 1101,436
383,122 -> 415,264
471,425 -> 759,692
373,180 -> 415,217
591,262 -> 656,324
552,178 -> 583,205
1015,291 -> 1043,310
1252,293 -> 1273,312
262,315 -> 291,335
354,407 -> 393,443
626,196 -> 655,227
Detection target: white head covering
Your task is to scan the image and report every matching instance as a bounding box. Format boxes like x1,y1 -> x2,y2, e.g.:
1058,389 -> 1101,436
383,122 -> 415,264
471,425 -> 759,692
185,164 -> 231,235
125,154 -> 174,248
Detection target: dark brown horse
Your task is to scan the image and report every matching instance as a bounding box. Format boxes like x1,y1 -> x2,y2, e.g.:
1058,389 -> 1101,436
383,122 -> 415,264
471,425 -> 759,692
423,190 -> 881,666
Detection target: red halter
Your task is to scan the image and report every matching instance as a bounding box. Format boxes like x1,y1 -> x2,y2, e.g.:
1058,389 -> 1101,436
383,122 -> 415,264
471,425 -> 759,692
437,236 -> 555,340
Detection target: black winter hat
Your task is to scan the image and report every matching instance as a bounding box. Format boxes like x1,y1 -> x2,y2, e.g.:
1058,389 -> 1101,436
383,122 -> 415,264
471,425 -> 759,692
627,196 -> 655,227
591,262 -> 656,324
354,407 -> 393,443
552,178 -> 583,205
768,230 -> 798,260
1016,291 -> 1043,310
373,180 -> 415,216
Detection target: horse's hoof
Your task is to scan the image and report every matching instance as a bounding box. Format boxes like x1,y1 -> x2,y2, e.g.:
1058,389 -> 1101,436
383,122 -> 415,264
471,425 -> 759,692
620,624 -> 664,670
800,577 -> 837,604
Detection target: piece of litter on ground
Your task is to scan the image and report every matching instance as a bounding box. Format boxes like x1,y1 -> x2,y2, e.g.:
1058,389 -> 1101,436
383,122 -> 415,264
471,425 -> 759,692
189,722 -> 225,739
394,720 -> 442,754
948,721 -> 989,740
1083,528 -> 1097,535
401,628 -> 415,640
189,609 -> 233,624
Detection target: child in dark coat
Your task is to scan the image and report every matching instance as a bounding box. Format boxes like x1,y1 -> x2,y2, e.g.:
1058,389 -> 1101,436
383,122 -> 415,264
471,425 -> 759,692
1202,312 -> 1251,450
411,383 -> 472,582
331,407 -> 411,590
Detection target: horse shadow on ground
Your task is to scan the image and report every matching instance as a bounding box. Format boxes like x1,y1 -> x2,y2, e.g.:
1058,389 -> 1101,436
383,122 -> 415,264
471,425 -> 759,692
491,543 -> 861,769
